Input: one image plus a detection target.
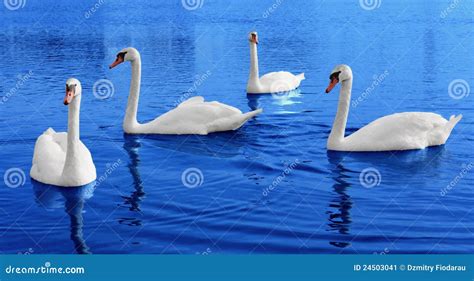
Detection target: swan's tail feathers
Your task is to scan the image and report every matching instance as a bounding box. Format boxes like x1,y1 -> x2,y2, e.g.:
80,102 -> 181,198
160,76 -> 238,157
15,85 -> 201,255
449,114 -> 463,125
297,73 -> 305,81
243,108 -> 263,120
443,114 -> 462,141
207,109 -> 263,133
232,108 -> 263,130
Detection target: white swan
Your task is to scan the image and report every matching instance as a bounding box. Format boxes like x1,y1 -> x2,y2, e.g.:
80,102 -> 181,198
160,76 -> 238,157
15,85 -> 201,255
30,78 -> 96,186
109,47 -> 262,135
325,65 -> 462,152
246,31 -> 305,94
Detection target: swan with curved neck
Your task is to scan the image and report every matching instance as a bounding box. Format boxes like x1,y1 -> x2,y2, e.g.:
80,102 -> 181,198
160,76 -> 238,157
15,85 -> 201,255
247,31 -> 305,94
110,47 -> 262,135
325,65 -> 462,151
30,78 -> 96,186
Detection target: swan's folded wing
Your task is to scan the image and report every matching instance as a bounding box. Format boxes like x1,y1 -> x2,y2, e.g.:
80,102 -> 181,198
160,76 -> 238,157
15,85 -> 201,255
260,71 -> 302,91
344,112 -> 447,150
31,131 -> 67,179
171,101 -> 241,123
148,101 -> 243,134
52,132 -> 68,152
178,96 -> 205,107
206,101 -> 242,115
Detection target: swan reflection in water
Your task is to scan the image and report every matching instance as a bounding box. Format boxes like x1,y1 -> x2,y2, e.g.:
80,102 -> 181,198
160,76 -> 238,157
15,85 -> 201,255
247,89 -> 302,112
326,151 -> 353,249
122,134 -> 145,217
325,147 -> 446,250
31,180 -> 96,254
120,129 -> 256,225
123,128 -> 251,160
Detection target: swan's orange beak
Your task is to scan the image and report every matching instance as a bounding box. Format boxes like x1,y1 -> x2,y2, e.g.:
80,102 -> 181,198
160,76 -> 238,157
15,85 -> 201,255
325,78 -> 338,93
109,56 -> 124,69
64,85 -> 74,105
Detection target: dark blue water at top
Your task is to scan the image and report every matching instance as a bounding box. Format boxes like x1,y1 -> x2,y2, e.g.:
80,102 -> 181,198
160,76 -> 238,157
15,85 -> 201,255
0,0 -> 473,254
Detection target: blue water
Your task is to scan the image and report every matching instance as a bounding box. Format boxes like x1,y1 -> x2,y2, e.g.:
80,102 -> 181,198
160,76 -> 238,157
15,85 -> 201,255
0,0 -> 473,254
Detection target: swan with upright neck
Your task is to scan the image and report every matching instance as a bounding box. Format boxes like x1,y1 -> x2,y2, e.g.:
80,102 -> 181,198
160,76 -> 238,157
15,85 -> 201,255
246,31 -> 305,94
110,47 -> 262,135
325,65 -> 462,152
30,78 -> 96,186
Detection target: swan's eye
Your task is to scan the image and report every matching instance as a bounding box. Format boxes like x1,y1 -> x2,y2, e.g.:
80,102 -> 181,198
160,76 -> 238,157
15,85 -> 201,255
117,51 -> 127,60
66,84 -> 76,93
329,71 -> 341,80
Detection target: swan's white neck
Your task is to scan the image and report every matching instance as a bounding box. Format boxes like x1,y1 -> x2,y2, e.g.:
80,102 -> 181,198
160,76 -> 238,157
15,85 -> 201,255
62,94 -> 81,177
124,55 -> 141,132
328,78 -> 352,146
248,42 -> 261,89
